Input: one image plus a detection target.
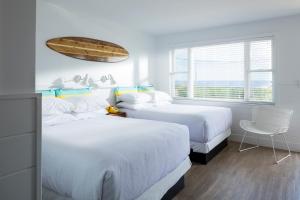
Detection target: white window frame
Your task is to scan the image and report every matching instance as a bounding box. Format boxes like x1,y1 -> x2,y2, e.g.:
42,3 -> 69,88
245,39 -> 274,103
169,49 -> 190,97
169,37 -> 275,103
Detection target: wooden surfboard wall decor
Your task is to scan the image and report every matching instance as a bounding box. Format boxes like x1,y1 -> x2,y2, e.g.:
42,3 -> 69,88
46,37 -> 129,63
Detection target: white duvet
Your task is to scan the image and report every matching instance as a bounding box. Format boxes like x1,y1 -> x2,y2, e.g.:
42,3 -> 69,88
121,104 -> 232,143
42,115 -> 190,200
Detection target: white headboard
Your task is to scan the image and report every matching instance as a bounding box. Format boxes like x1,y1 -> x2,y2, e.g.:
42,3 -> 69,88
46,74 -> 117,89
38,74 -> 118,105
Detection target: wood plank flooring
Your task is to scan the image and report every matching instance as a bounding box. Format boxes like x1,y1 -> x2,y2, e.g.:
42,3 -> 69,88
174,142 -> 300,200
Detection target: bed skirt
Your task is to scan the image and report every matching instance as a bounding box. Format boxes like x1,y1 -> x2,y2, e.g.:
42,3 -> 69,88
189,129 -> 231,164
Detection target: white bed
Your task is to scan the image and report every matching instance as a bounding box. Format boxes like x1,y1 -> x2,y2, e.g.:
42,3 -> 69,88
120,103 -> 232,154
42,114 -> 191,200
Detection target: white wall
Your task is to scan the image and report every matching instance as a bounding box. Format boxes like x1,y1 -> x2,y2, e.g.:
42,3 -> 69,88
155,15 -> 300,151
36,1 -> 155,89
0,0 -> 36,94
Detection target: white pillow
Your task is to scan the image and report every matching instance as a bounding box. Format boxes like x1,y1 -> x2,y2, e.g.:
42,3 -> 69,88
42,97 -> 74,116
91,89 -> 114,104
153,91 -> 173,103
117,102 -> 146,110
65,95 -> 110,113
118,93 -> 152,104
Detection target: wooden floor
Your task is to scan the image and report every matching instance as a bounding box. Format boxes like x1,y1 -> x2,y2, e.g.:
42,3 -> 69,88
174,142 -> 300,200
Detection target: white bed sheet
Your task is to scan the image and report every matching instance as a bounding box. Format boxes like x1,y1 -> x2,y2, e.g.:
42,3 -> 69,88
121,104 -> 232,143
42,115 -> 190,200
42,157 -> 191,200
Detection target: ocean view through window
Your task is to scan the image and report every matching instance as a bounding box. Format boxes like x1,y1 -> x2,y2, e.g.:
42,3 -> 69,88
170,38 -> 273,102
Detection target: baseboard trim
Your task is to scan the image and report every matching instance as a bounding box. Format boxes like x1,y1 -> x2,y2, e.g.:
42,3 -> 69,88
229,133 -> 300,152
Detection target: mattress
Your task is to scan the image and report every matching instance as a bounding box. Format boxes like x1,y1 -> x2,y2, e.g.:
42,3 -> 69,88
42,157 -> 191,200
121,104 -> 232,143
42,115 -> 190,200
190,128 -> 231,153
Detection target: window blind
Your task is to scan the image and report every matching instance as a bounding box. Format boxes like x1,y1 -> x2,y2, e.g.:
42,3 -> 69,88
170,38 -> 273,102
249,40 -> 273,102
192,43 -> 245,101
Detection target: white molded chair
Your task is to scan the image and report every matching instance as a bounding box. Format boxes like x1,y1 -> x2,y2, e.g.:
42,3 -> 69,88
239,106 -> 293,164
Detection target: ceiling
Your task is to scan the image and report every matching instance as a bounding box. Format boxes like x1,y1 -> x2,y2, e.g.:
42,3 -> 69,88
52,0 -> 300,35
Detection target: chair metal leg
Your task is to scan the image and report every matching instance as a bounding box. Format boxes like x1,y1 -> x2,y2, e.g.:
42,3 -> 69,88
239,131 -> 247,151
282,133 -> 291,156
239,131 -> 259,152
270,134 -> 292,164
270,135 -> 278,163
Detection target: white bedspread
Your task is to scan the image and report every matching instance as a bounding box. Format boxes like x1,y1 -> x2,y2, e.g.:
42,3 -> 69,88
42,115 -> 190,200
121,104 -> 232,143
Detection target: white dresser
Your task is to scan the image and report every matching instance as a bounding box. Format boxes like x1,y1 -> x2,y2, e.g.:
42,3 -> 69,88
0,94 -> 41,200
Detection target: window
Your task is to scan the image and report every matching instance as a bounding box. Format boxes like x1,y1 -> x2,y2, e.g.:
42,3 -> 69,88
170,48 -> 189,97
170,38 -> 273,102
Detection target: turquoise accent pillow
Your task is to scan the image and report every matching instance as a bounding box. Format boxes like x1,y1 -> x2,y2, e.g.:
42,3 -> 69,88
55,88 -> 91,99
114,86 -> 138,97
138,85 -> 155,93
36,89 -> 56,97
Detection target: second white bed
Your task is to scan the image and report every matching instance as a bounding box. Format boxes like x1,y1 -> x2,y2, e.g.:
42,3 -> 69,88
120,103 -> 232,154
